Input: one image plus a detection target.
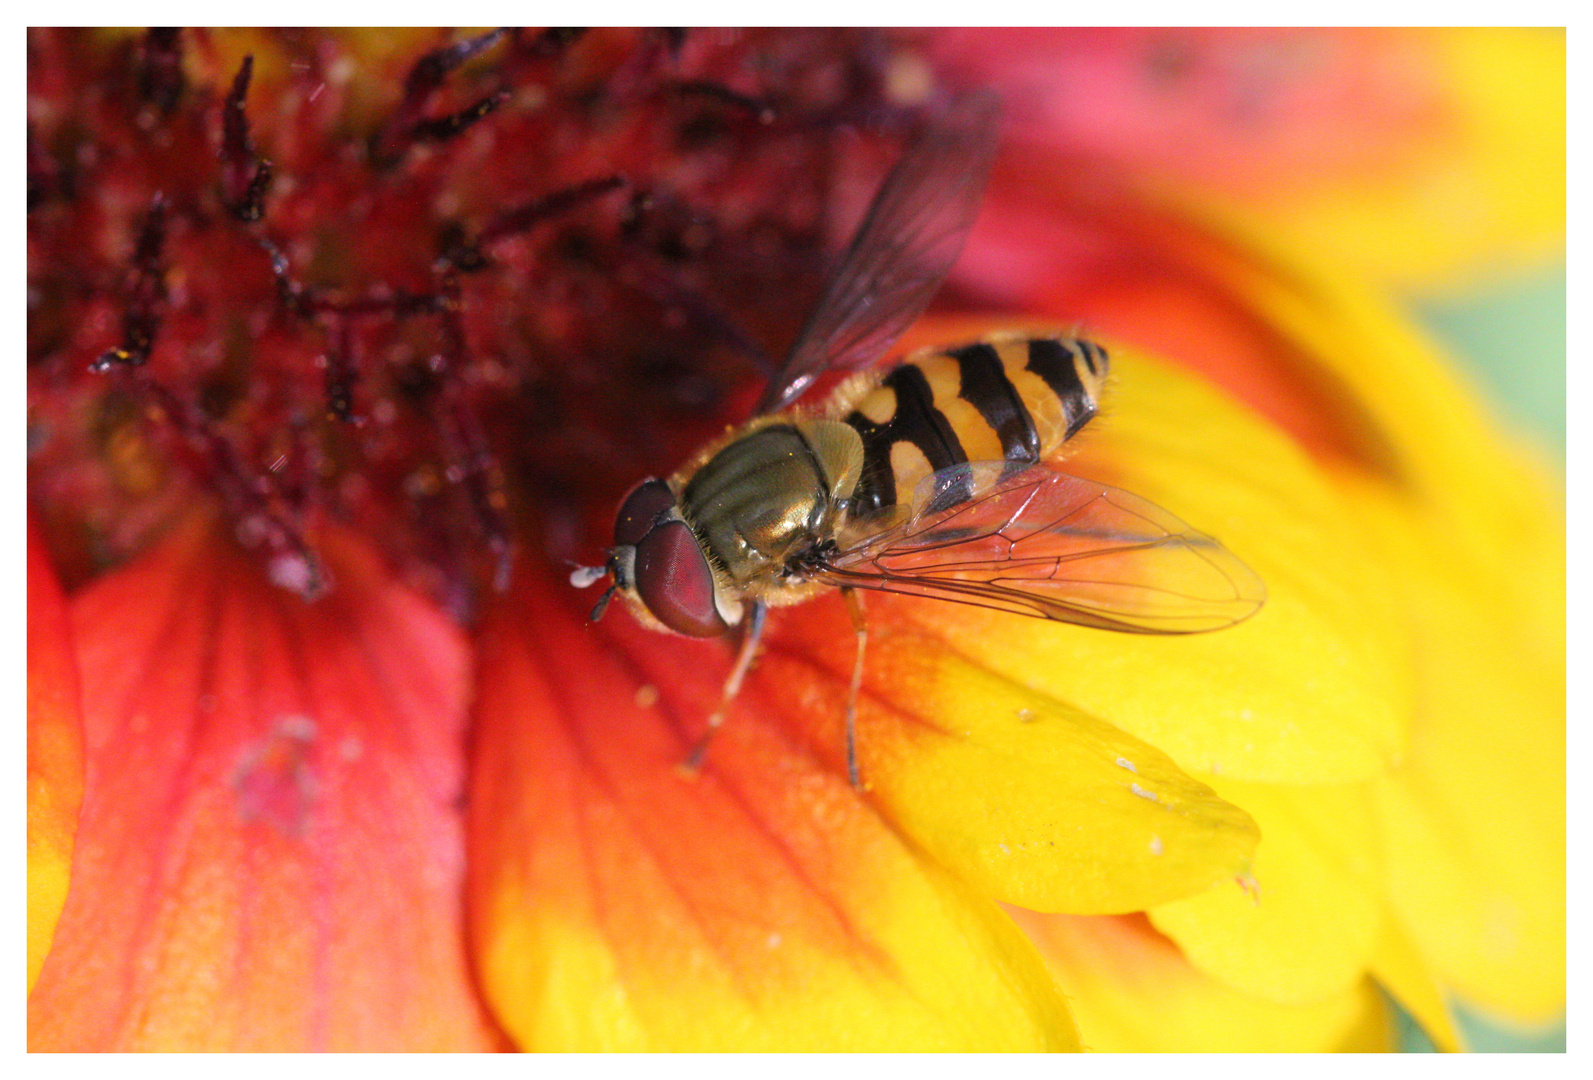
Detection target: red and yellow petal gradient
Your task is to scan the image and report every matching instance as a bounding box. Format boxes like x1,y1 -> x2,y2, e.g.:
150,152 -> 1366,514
28,514 -> 85,991
27,513 -> 498,1051
1096,234 -> 1565,1029
936,27 -> 1563,294
468,567 -> 1080,1051
947,146 -> 1559,1036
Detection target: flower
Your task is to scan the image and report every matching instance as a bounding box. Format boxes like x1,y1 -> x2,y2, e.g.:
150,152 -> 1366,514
28,28 -> 1562,1051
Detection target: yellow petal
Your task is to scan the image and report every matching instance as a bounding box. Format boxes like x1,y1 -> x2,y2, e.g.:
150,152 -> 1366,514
1130,215 -> 1564,1027
926,341 -> 1412,783
469,567 -> 1079,1051
1348,476 -> 1565,1025
780,607 -> 1262,913
1185,182 -> 1564,575
1149,777 -> 1381,1005
1010,910 -> 1397,1052
1369,906 -> 1464,1053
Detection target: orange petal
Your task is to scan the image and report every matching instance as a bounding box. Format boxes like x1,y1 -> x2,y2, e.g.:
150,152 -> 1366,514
28,513 -> 85,991
1010,910 -> 1396,1052
467,565 -> 1078,1051
27,513 -> 497,1050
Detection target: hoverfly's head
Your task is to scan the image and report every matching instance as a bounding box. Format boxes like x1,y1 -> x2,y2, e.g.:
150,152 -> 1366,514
569,477 -> 736,638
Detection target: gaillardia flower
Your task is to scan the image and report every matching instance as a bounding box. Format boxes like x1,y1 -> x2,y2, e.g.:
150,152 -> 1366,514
28,28 -> 1562,1051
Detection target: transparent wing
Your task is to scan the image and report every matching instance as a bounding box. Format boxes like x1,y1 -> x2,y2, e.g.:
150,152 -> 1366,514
754,92 -> 1001,414
812,462 -> 1266,633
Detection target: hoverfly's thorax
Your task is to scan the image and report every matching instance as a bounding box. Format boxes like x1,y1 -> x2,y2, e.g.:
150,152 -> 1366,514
680,422 -> 863,586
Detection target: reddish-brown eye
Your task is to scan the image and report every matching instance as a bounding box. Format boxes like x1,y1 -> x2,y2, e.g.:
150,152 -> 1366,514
614,478 -> 677,548
633,520 -> 729,637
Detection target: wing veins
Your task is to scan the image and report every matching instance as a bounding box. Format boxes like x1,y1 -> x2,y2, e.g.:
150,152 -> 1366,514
755,93 -> 1001,414
817,462 -> 1265,634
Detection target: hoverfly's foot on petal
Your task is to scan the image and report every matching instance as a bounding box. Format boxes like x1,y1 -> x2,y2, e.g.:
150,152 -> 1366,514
675,735 -> 715,782
679,716 -> 723,780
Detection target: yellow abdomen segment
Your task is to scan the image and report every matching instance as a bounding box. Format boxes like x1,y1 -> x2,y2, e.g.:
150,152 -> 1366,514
836,334 -> 1108,517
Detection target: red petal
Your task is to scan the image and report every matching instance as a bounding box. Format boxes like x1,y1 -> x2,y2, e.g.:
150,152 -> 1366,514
28,513 -> 85,990
28,514 -> 499,1050
935,29 -> 1449,201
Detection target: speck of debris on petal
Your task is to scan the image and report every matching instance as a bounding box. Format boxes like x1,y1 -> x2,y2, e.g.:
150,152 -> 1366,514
1115,756 -> 1137,772
1130,783 -> 1159,803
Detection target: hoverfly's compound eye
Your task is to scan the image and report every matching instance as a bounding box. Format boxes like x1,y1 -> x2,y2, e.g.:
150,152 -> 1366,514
614,477 -> 677,547
633,519 -> 730,637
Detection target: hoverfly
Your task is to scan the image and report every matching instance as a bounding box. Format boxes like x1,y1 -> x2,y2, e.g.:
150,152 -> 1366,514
572,93 -> 1264,787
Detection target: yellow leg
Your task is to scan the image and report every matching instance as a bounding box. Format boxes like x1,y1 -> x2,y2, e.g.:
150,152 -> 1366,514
842,587 -> 868,790
681,599 -> 767,776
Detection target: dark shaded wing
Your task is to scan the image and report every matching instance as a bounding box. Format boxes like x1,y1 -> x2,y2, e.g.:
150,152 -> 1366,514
754,93 -> 1001,414
812,463 -> 1266,633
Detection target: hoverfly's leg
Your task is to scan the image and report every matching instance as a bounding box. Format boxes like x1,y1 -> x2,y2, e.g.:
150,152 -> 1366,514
682,598 -> 768,775
841,587 -> 868,790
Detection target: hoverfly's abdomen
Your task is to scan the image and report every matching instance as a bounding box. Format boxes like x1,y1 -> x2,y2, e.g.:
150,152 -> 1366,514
840,335 -> 1108,518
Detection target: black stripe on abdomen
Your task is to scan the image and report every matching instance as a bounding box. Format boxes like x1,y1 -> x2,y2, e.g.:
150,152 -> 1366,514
949,341 -> 1040,463
845,364 -> 968,517
1024,338 -> 1096,438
